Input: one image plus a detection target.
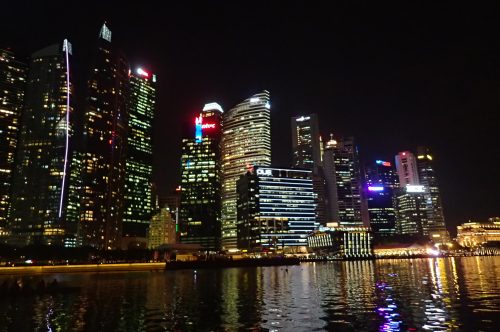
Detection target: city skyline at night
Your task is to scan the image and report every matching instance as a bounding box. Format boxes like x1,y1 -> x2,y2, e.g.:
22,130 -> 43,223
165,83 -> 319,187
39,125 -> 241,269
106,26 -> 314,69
0,1 -> 498,236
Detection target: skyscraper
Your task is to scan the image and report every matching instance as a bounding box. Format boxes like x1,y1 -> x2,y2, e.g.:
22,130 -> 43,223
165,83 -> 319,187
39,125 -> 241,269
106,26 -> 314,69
291,114 -> 326,225
79,24 -> 129,249
236,166 -> 318,251
179,103 -> 223,251
0,49 -> 26,236
395,185 -> 428,236
323,135 -> 365,227
365,160 -> 399,236
9,40 -> 76,246
123,68 -> 156,239
291,114 -> 321,169
416,147 -> 449,242
221,91 -> 271,250
395,151 -> 419,187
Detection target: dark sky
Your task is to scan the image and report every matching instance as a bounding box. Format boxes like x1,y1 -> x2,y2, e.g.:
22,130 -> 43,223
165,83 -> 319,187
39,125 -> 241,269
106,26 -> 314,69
2,1 -> 499,231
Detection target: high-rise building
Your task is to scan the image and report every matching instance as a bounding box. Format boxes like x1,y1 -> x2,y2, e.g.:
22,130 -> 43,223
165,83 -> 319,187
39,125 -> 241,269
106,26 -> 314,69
323,135 -> 365,227
221,91 -> 271,250
416,147 -> 449,242
179,103 -> 223,251
79,24 -> 129,249
0,49 -> 26,236
123,68 -> 156,239
236,166 -> 318,251
291,114 -> 326,225
291,114 -> 321,169
395,151 -> 419,187
365,160 -> 399,236
9,40 -> 76,246
395,185 -> 428,236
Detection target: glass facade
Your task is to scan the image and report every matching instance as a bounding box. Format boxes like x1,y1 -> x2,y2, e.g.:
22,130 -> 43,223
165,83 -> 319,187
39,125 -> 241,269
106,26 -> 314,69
179,104 -> 222,251
9,41 -> 76,246
0,49 -> 26,236
291,114 -> 321,169
221,91 -> 271,250
395,186 -> 428,236
79,24 -> 129,250
236,167 -> 318,250
416,147 -> 449,242
365,160 -> 399,236
323,136 -> 365,227
123,69 -> 156,238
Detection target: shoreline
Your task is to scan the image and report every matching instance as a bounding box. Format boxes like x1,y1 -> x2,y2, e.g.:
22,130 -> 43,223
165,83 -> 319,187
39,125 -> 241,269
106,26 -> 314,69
1,254 -> 498,275
0,263 -> 166,275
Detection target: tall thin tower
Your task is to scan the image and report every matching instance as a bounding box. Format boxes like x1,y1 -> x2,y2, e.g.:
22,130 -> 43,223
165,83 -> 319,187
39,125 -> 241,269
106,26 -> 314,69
123,67 -> 156,239
79,24 -> 129,250
0,49 -> 26,236
221,91 -> 271,250
9,40 -> 75,246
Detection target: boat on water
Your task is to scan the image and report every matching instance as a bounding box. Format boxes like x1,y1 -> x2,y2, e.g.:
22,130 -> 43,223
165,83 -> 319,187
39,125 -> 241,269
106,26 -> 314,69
165,257 -> 300,270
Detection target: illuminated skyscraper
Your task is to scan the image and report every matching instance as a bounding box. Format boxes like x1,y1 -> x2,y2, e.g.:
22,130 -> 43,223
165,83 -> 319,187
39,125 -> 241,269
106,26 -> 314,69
416,147 -> 449,242
123,68 -> 156,239
79,24 -> 129,249
395,151 -> 419,187
236,167 -> 318,251
395,185 -> 428,236
323,135 -> 365,227
0,49 -> 26,236
221,91 -> 271,250
291,114 -> 321,169
9,40 -> 76,246
365,160 -> 399,236
179,103 -> 223,251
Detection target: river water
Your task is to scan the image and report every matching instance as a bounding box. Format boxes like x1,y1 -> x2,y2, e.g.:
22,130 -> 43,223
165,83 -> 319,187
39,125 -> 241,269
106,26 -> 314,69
0,257 -> 499,331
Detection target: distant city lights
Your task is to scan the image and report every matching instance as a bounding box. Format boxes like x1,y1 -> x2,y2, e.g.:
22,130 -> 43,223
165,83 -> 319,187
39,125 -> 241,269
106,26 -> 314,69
136,68 -> 149,77
376,160 -> 392,167
406,185 -> 425,193
203,102 -> 223,113
368,186 -> 384,192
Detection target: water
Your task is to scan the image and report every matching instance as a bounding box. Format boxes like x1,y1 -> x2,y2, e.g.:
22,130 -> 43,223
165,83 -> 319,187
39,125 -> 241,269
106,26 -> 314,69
1,257 -> 499,331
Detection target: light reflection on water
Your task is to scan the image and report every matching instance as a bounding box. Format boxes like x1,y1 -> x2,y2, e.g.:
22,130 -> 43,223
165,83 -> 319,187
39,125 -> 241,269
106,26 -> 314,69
0,257 -> 499,331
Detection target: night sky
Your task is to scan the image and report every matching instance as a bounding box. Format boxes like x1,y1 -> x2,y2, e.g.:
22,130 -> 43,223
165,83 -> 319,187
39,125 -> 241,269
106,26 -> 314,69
2,1 -> 499,232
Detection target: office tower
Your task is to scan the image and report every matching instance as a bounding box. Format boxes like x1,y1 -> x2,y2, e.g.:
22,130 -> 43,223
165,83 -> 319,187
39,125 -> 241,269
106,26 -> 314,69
291,114 -> 326,225
221,91 -> 271,250
236,166 -> 318,251
395,185 -> 428,236
323,135 -> 365,227
0,49 -> 26,236
365,160 -> 399,236
179,103 -> 223,251
416,147 -> 449,242
79,24 -> 129,249
291,114 -> 321,169
395,151 -> 419,187
123,68 -> 156,239
9,40 -> 76,246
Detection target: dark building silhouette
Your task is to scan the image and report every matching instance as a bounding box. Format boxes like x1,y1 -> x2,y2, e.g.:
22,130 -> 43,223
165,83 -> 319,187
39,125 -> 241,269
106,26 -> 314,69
365,160 -> 399,236
79,24 -> 129,249
0,49 -> 26,236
